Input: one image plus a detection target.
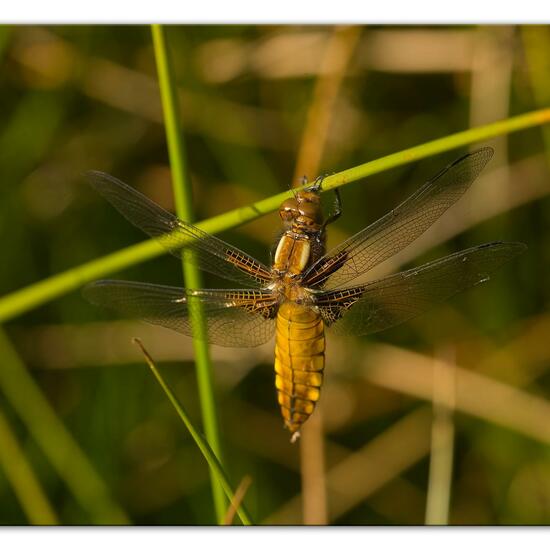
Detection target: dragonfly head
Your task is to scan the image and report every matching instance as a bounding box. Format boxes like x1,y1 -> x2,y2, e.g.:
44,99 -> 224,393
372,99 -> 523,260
279,189 -> 323,233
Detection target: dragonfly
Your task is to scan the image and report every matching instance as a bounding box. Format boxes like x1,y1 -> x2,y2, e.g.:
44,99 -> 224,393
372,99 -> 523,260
83,147 -> 526,442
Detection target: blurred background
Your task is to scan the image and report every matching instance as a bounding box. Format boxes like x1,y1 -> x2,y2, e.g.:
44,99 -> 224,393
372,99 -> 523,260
0,24 -> 549,525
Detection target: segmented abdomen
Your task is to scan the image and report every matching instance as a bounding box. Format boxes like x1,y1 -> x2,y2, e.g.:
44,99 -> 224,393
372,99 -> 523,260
274,302 -> 325,436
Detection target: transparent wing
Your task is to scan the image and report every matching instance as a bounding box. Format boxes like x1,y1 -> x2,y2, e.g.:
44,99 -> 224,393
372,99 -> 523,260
83,280 -> 278,347
303,148 -> 495,289
87,171 -> 272,288
316,241 -> 526,336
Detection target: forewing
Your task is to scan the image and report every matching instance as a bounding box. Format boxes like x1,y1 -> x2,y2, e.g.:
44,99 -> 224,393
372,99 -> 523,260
83,280 -> 278,347
87,171 -> 272,287
303,148 -> 495,289
317,242 -> 526,336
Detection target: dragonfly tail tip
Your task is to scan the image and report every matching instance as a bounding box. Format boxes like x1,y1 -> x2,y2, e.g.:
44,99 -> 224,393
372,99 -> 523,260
290,431 -> 301,444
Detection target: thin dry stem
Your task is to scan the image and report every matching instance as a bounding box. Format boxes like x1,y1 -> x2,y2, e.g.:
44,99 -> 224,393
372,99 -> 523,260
299,407 -> 328,525
292,25 -> 361,526
293,26 -> 362,183
469,26 -> 515,225
266,407 -> 432,524
223,475 -> 253,526
425,347 -> 456,525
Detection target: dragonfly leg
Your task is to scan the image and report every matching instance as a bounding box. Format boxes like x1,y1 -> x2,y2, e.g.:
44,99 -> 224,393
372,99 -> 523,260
311,187 -> 343,255
308,173 -> 342,229
310,174 -> 326,192
322,188 -> 342,230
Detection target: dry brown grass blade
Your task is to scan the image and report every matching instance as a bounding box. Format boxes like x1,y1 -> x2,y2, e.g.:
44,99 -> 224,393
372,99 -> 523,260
470,27 -> 515,132
363,343 -> 550,446
266,407 -> 432,524
293,26 -> 362,182
196,29 -> 477,81
223,475 -> 253,526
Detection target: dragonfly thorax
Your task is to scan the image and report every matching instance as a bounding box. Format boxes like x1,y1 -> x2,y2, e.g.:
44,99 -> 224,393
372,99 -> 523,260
272,231 -> 314,279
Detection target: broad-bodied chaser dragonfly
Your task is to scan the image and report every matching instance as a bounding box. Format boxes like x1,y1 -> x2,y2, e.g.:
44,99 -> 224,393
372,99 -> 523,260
84,147 -> 525,441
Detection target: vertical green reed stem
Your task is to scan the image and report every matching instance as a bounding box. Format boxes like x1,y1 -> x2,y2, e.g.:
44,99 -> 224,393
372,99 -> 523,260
151,25 -> 226,523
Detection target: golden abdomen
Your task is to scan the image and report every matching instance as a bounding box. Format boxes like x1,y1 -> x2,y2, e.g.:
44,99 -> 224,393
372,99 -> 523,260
274,301 -> 325,437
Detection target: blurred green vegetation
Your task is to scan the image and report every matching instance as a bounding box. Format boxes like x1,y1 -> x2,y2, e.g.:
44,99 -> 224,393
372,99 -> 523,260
0,24 -> 550,525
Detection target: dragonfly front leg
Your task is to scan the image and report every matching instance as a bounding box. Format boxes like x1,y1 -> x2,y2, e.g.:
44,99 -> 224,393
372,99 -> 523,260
322,188 -> 342,230
309,174 -> 343,231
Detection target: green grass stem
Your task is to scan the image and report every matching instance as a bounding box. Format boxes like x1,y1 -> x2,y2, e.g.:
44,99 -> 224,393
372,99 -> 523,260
151,24 -> 226,523
0,108 -> 549,324
0,405 -> 58,525
0,328 -> 129,524
133,338 -> 252,525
